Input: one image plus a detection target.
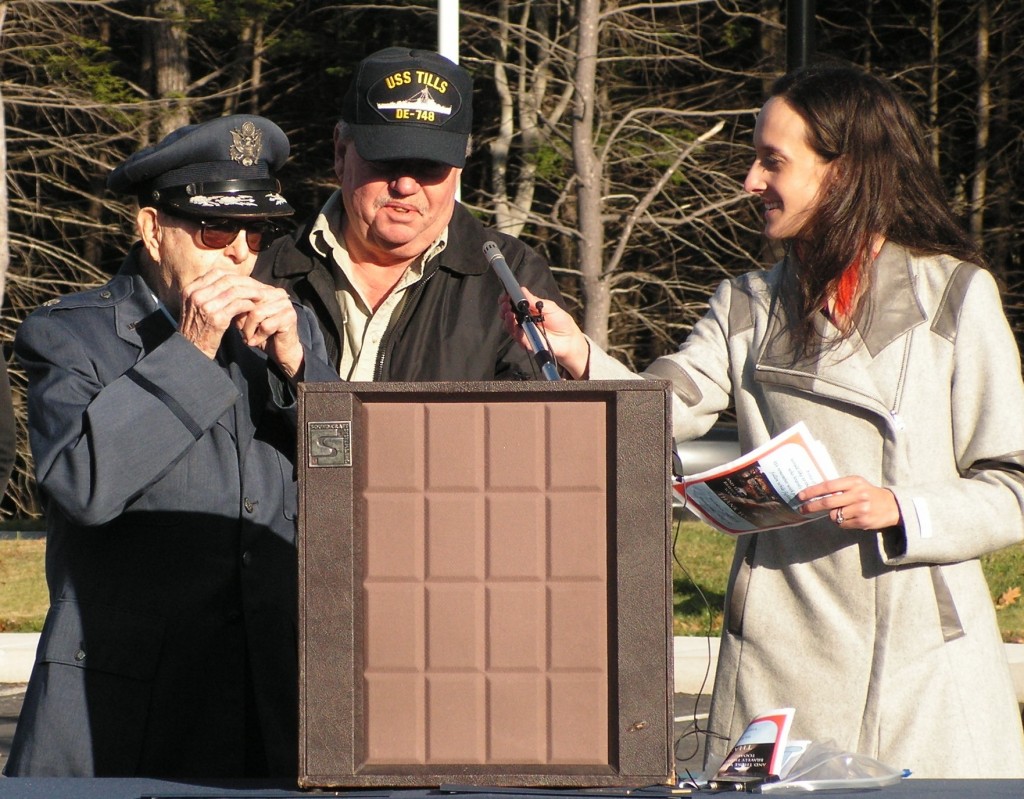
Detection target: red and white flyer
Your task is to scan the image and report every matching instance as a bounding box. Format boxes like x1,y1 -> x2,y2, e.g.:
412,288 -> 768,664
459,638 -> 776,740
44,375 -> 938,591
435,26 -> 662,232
674,422 -> 838,535
714,707 -> 796,782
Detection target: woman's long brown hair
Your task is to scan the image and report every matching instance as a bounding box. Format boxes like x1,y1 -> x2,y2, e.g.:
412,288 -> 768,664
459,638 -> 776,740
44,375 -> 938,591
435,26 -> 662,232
769,64 -> 984,356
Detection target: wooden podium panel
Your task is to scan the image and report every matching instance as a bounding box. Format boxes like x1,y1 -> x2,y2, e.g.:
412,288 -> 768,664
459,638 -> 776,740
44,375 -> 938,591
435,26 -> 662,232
296,381 -> 674,788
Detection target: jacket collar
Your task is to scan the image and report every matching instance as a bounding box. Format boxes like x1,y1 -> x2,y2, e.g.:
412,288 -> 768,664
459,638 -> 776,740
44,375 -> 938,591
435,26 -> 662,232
429,203 -> 492,276
758,241 -> 927,371
755,242 -> 928,420
98,246 -> 171,351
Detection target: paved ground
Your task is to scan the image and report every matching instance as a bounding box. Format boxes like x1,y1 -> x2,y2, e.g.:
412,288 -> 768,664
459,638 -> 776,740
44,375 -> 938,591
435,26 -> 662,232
0,686 -> 23,774
673,692 -> 712,778
0,685 -> 711,778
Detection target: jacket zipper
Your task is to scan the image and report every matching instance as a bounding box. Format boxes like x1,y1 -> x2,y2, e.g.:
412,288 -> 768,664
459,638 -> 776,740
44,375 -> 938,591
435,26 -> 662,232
888,333 -> 911,432
373,266 -> 439,380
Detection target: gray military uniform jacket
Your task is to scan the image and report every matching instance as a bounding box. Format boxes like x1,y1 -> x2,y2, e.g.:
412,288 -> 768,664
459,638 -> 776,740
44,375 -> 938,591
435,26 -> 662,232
592,243 -> 1024,778
6,247 -> 336,778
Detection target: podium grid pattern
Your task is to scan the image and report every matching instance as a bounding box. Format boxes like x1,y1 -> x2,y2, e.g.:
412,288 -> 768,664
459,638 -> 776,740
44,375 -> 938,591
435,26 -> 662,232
360,401 -> 609,766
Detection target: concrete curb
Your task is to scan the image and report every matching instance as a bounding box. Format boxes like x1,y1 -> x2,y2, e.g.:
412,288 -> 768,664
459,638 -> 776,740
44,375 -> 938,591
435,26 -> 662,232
674,635 -> 720,695
3,634 -> 1023,700
0,634 -> 40,683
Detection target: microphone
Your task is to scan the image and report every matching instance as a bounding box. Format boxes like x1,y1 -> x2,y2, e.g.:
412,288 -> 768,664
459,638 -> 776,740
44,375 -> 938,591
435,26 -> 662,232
483,241 -> 561,381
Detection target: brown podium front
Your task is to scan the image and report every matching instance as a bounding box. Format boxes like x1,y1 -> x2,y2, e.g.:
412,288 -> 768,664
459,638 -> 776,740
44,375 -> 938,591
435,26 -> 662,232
296,381 -> 674,789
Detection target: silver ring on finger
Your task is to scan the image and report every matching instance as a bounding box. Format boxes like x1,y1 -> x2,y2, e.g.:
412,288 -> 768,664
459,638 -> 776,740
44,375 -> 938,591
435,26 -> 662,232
836,508 -> 844,525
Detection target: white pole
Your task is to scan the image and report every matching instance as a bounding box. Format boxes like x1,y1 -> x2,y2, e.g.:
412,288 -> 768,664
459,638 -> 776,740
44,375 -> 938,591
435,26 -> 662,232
437,0 -> 462,200
437,0 -> 460,64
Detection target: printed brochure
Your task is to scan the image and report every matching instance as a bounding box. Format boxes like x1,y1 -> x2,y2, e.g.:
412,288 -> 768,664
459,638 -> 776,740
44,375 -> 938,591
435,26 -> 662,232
712,707 -> 795,787
674,422 -> 838,535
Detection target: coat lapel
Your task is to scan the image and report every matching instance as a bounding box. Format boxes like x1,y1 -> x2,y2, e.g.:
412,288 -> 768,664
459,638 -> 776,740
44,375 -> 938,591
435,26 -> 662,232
755,244 -> 927,420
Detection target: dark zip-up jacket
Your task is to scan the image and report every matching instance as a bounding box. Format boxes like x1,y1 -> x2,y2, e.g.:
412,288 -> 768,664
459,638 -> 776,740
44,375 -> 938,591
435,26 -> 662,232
255,202 -> 566,380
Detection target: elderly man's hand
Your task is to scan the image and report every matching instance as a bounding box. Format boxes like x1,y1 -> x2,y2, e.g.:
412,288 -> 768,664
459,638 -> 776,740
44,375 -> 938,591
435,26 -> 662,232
236,284 -> 305,380
180,270 -> 305,379
179,269 -> 258,358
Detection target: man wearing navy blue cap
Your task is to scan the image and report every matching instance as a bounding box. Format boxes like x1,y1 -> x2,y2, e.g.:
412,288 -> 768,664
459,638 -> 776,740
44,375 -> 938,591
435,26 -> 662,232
256,47 -> 566,379
6,115 -> 335,778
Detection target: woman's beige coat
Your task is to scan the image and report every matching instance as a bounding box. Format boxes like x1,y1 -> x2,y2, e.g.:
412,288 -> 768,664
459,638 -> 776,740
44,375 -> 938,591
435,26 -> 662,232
591,243 -> 1024,778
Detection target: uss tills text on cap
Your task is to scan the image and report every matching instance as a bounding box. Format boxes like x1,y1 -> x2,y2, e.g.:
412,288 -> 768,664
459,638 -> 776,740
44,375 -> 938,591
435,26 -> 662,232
107,114 -> 294,219
341,47 -> 473,168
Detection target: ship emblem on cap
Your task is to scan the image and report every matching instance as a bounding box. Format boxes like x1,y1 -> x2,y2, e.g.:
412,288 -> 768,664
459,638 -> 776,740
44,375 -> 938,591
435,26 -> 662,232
377,86 -> 452,117
229,121 -> 263,167
367,69 -> 462,127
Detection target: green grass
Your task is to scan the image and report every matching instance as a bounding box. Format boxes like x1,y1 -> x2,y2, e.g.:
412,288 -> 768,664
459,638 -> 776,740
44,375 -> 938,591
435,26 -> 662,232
2,521 -> 1024,642
0,538 -> 48,632
674,517 -> 1024,643
673,519 -> 730,636
982,545 -> 1024,643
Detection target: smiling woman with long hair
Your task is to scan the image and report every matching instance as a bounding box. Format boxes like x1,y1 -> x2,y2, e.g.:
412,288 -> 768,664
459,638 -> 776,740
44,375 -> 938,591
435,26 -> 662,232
501,63 -> 1024,778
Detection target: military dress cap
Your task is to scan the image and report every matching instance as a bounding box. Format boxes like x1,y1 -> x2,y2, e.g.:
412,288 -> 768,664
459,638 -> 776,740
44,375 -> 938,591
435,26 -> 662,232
341,47 -> 473,168
107,114 -> 294,219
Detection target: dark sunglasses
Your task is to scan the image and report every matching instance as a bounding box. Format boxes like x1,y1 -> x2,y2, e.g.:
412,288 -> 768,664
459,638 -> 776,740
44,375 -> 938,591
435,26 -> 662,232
367,158 -> 452,183
196,218 -> 286,253
173,216 -> 286,253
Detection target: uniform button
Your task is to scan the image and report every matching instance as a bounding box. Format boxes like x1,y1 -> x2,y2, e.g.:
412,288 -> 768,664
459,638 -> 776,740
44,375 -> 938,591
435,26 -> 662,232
227,610 -> 242,623
243,497 -> 255,513
99,290 -> 112,299
74,649 -> 86,662
242,551 -> 252,567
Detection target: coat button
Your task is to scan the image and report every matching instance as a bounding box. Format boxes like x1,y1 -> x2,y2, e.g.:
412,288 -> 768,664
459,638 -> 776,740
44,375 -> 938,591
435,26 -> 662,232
242,551 -> 252,567
99,290 -> 112,299
74,649 -> 86,662
243,497 -> 255,513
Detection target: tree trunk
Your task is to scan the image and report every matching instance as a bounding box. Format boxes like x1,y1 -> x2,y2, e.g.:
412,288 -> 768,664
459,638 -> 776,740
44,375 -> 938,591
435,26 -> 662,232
0,3 -> 9,307
970,0 -> 990,242
489,0 -> 549,238
250,18 -> 264,113
760,0 -> 783,90
152,0 -> 191,135
928,0 -> 941,168
573,0 -> 609,347
985,5 -> 1014,275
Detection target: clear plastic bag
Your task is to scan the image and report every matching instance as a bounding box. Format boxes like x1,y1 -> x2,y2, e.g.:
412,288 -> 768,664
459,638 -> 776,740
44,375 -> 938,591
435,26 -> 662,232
758,739 -> 904,793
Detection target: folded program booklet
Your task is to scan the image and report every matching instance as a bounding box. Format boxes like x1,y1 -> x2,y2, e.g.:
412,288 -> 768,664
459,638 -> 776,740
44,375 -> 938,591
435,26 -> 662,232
711,707 -> 796,787
674,422 -> 838,535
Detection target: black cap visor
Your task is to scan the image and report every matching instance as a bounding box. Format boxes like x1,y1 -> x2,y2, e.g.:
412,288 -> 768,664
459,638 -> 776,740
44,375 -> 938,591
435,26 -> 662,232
350,124 -> 467,169
145,178 -> 295,219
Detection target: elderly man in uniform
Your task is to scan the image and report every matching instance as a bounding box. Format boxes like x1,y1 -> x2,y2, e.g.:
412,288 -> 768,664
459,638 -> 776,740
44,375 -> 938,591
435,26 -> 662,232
256,47 -> 566,379
5,115 -> 335,779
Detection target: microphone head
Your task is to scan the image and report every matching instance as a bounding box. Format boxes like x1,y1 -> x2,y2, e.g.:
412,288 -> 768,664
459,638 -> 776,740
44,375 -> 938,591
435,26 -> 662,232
482,240 -> 501,262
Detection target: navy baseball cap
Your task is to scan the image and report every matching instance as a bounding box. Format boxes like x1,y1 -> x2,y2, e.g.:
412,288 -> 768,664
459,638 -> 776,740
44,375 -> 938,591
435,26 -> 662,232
107,115 -> 295,219
341,48 -> 473,168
